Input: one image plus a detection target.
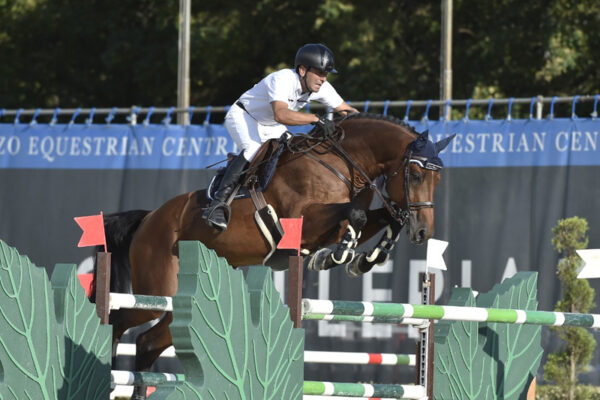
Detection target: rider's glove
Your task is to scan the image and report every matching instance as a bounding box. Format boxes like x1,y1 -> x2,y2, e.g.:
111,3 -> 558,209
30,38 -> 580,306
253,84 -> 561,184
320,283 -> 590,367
314,116 -> 336,136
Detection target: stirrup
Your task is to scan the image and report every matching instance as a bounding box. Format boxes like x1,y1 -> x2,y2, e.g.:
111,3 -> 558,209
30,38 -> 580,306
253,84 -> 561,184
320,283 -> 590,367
204,202 -> 232,231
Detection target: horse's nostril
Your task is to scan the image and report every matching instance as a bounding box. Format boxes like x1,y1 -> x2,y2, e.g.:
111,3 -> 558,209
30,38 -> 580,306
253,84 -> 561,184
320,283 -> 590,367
418,229 -> 427,242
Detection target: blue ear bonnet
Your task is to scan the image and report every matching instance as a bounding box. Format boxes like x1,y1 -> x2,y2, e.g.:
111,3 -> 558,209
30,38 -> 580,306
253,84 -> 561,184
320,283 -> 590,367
408,130 -> 456,169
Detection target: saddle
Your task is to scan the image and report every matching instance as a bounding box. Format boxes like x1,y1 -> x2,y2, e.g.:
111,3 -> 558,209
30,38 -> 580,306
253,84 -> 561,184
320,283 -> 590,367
206,134 -> 301,269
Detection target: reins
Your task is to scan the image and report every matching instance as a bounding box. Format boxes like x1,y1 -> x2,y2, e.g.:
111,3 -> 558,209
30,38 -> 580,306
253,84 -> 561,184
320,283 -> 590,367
294,119 -> 437,226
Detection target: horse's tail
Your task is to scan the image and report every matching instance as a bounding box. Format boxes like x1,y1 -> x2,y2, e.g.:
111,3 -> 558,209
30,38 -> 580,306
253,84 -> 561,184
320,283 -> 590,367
88,209 -> 150,303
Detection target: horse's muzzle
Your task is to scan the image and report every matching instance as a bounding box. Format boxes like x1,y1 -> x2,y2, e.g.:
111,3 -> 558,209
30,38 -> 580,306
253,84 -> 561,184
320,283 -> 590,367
408,213 -> 432,245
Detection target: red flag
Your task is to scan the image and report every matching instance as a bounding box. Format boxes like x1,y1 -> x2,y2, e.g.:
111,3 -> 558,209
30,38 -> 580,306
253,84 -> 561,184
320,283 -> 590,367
277,216 -> 303,255
77,273 -> 94,297
74,212 -> 107,251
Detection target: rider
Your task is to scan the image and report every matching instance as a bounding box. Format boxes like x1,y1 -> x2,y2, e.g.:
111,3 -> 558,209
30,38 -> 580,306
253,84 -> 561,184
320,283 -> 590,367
203,43 -> 358,231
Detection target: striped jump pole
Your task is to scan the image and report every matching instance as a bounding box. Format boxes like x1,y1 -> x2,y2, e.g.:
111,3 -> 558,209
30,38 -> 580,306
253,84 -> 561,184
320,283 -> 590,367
109,293 -> 173,311
305,351 -> 415,366
303,381 -> 426,399
116,343 -> 176,358
302,299 -> 600,328
303,313 -> 428,326
114,345 -> 415,366
111,370 -> 184,386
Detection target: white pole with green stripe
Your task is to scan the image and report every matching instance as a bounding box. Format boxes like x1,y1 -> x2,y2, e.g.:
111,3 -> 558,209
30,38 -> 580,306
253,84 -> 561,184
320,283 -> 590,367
302,299 -> 600,328
303,381 -> 426,399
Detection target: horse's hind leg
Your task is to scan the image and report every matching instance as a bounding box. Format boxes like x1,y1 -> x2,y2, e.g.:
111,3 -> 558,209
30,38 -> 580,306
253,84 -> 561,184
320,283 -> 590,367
130,312 -> 174,400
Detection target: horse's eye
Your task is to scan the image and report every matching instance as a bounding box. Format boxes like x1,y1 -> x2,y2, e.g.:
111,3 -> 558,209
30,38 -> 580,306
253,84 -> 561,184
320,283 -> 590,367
410,171 -> 422,182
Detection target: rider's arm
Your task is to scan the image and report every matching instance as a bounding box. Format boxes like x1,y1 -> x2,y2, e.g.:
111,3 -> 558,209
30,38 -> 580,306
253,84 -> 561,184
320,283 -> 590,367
271,101 -> 320,126
334,102 -> 359,114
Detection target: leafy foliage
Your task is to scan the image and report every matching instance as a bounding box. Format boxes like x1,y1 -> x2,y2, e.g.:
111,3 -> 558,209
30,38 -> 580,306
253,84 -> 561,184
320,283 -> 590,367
2,1 -> 600,113
0,240 -> 112,400
150,240 -> 304,399
543,216 -> 595,400
434,271 -> 542,400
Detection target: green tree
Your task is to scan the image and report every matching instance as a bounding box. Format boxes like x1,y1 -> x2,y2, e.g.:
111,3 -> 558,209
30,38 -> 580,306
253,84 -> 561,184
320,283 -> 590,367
542,216 -> 596,400
1,1 -> 600,114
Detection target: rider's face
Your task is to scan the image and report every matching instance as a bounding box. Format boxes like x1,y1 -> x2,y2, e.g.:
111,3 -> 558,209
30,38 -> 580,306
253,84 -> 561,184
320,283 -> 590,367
300,66 -> 328,92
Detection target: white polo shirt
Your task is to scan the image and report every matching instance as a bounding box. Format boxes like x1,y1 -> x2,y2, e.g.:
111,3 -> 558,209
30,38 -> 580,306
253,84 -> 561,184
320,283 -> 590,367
235,68 -> 344,126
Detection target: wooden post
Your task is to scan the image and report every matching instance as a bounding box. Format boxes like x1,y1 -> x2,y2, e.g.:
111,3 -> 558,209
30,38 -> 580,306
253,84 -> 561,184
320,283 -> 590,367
95,252 -> 111,324
287,255 -> 304,328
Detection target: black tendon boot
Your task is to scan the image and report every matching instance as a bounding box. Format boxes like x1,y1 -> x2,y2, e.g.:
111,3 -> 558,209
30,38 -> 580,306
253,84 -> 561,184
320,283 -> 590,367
203,154 -> 249,231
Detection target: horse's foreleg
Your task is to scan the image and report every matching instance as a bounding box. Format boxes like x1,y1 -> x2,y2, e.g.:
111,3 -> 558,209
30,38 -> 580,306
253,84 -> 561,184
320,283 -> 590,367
346,210 -> 404,277
307,207 -> 367,271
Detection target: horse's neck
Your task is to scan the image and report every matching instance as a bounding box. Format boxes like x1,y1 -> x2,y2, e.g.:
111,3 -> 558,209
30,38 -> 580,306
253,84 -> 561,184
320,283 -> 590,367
343,124 -> 414,178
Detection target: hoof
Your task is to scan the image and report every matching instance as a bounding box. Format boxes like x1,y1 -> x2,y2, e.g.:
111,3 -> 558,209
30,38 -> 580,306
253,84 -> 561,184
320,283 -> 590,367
345,253 -> 367,278
307,248 -> 333,271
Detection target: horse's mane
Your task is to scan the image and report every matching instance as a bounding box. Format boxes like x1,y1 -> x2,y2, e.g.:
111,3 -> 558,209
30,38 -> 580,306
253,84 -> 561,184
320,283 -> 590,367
338,112 -> 420,136
288,112 -> 418,154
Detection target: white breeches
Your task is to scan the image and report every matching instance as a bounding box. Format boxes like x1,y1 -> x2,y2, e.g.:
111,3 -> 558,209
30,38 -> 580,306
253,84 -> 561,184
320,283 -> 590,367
224,105 -> 287,162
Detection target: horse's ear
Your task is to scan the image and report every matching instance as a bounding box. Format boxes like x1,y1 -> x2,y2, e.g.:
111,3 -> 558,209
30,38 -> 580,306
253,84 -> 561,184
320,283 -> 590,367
435,133 -> 456,153
411,130 -> 429,151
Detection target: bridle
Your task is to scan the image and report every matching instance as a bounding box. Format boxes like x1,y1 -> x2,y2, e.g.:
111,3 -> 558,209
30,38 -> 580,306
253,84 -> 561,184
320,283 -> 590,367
385,152 -> 440,226
289,117 -> 443,228
298,124 -> 439,227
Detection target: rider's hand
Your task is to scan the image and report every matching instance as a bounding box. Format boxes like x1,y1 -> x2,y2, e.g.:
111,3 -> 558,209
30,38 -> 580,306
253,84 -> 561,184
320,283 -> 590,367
314,116 -> 336,136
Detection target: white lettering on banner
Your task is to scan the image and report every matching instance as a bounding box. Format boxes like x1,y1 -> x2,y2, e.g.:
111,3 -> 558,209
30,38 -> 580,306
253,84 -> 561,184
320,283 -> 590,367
92,137 -> 106,155
25,136 -> 155,162
477,133 -> 491,152
189,137 -> 203,156
55,137 -> 68,156
462,133 -> 476,153
555,131 -> 598,152
106,137 -> 118,156
441,131 -> 548,154
70,136 -> 81,155
40,136 -> 56,161
204,137 -> 216,155
362,260 -> 393,338
533,132 -> 546,151
28,136 -> 39,155
216,136 -> 228,155
162,137 -> 175,156
0,136 -> 21,155
81,137 -> 92,155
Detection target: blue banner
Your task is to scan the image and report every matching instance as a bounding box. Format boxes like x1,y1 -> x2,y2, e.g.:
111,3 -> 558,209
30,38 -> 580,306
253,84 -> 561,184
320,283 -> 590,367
1,118 -> 598,169
418,118 -> 600,167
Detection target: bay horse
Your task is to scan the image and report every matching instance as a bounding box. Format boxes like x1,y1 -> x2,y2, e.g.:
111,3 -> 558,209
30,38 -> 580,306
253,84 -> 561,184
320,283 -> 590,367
91,113 -> 454,399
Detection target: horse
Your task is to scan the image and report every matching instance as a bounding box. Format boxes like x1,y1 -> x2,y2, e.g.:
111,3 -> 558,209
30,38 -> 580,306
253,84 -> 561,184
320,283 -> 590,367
90,113 -> 454,399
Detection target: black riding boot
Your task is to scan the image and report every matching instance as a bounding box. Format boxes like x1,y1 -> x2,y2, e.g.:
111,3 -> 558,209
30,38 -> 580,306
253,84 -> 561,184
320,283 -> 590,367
203,154 -> 249,231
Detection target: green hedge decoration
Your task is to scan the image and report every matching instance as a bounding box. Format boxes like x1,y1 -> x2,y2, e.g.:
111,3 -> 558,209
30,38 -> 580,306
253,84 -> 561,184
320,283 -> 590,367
0,240 -> 112,400
150,241 -> 304,399
434,271 -> 543,400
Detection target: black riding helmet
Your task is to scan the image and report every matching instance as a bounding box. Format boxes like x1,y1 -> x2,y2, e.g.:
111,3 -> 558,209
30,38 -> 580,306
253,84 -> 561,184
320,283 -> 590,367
294,43 -> 338,74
